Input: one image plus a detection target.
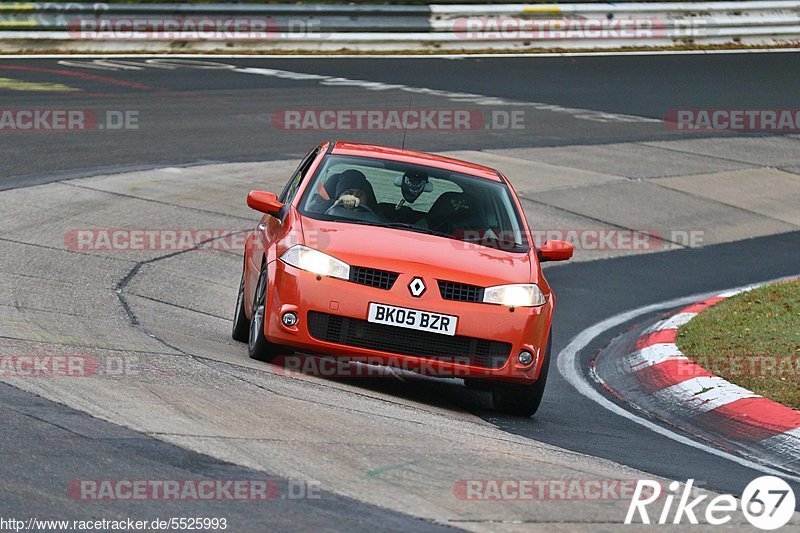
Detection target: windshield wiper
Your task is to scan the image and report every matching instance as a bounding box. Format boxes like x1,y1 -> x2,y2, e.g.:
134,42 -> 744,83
318,216 -> 526,250
381,222 -> 452,239
463,234 -> 528,252
321,217 -> 452,238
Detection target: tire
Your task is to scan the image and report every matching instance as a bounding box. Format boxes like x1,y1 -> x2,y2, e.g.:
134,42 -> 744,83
247,264 -> 281,362
231,270 -> 250,342
491,329 -> 552,417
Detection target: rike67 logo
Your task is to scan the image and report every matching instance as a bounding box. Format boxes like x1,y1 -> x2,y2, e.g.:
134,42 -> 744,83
626,477 -> 796,530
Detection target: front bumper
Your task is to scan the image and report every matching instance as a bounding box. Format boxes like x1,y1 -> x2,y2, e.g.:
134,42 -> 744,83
264,260 -> 553,383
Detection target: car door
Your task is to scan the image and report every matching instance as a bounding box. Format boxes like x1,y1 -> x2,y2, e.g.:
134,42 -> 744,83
246,145 -> 325,295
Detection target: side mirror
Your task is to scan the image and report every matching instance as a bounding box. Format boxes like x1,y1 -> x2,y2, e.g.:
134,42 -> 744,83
247,190 -> 284,216
538,240 -> 573,262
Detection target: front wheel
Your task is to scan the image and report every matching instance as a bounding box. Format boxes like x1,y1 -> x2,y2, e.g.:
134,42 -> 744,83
231,270 -> 250,342
248,264 -> 282,362
491,330 -> 552,417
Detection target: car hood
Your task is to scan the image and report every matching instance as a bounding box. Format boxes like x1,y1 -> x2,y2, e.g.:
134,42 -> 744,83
300,217 -> 535,286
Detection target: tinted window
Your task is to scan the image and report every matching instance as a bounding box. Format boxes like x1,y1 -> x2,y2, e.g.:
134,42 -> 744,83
280,147 -> 319,203
299,155 -> 528,251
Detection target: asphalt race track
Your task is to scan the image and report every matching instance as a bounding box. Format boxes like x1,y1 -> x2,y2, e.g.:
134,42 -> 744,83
3,52 -> 800,185
1,52 -> 800,529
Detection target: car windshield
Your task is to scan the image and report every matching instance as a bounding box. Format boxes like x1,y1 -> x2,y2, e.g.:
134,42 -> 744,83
298,154 -> 529,251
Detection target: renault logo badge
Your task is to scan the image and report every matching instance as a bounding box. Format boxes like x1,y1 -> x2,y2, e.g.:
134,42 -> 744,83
408,277 -> 426,297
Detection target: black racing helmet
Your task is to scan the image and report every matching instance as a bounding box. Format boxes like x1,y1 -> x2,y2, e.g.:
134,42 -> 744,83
399,169 -> 430,203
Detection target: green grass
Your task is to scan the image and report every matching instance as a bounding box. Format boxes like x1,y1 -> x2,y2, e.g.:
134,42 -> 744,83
677,279 -> 800,409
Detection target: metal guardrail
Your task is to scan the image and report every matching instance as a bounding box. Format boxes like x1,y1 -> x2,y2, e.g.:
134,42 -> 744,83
0,3 -> 433,32
0,2 -> 799,51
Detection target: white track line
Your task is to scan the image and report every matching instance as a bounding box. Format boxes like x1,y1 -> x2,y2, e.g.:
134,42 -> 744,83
557,275 -> 800,483
231,65 -> 656,123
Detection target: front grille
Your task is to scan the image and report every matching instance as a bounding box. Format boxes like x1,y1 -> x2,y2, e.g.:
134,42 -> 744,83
307,311 -> 511,369
438,280 -> 484,303
349,266 -> 399,290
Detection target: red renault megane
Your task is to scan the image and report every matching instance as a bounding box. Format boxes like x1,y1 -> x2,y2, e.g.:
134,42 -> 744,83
232,141 -> 573,416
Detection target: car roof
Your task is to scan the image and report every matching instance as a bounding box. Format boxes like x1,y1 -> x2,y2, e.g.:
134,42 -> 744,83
330,141 -> 504,182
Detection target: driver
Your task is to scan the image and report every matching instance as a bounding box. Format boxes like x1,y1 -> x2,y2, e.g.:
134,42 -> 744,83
331,170 -> 375,211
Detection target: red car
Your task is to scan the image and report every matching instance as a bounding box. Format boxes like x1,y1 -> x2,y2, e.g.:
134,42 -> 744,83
232,141 -> 573,416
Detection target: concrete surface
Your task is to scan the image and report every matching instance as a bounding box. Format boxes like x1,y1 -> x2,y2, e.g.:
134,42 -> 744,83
488,143 -> 754,180
0,381 -> 450,533
442,150 -> 624,193
654,168 -> 800,226
533,180 -> 797,247
643,136 -> 800,168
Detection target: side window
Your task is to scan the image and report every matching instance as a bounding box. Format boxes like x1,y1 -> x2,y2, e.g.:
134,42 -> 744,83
279,147 -> 320,203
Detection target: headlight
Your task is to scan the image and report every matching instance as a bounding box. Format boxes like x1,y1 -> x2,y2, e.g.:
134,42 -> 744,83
483,284 -> 547,307
280,245 -> 350,280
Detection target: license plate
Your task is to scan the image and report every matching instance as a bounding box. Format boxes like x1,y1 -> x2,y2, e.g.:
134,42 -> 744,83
367,303 -> 458,336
